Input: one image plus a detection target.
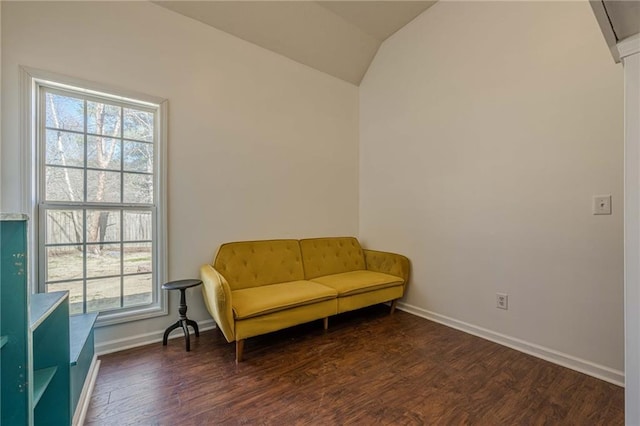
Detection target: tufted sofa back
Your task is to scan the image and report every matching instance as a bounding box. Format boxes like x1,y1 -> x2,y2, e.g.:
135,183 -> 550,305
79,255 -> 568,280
214,240 -> 305,290
300,237 -> 365,280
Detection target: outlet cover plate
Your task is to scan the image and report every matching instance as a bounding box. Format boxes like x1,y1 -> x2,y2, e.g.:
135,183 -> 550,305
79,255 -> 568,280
496,293 -> 508,310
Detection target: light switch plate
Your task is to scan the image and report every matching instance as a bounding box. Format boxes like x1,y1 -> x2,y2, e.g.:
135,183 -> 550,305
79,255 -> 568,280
593,195 -> 612,215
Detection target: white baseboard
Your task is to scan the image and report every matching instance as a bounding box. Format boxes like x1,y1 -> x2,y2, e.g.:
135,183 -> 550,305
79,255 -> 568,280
73,355 -> 100,426
95,319 -> 216,356
397,302 -> 624,387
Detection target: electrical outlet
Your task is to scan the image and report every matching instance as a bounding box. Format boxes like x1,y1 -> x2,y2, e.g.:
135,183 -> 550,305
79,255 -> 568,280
593,195 -> 612,215
496,293 -> 508,310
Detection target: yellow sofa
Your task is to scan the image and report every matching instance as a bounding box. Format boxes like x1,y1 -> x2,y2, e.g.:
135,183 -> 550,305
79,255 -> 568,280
200,237 -> 410,362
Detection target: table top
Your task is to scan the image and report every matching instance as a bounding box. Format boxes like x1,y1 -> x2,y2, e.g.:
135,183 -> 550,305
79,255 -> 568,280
162,279 -> 202,291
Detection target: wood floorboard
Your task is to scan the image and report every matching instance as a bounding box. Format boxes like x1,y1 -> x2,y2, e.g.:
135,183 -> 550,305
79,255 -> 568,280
86,305 -> 624,425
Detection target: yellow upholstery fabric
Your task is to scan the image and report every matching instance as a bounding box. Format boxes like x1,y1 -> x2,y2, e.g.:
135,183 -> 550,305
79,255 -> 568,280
201,237 -> 411,350
200,265 -> 235,342
214,239 -> 304,290
231,281 -> 337,320
235,299 -> 337,340
310,270 -> 403,296
300,237 -> 366,279
337,286 -> 404,314
363,249 -> 410,285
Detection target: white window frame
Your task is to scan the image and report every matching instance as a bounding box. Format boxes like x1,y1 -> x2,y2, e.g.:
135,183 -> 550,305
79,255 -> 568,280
21,67 -> 168,326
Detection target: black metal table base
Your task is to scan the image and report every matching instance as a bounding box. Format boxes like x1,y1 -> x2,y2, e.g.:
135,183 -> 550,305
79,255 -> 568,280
162,287 -> 200,351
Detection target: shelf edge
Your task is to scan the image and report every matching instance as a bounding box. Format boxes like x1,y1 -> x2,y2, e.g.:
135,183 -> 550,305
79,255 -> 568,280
30,292 -> 68,330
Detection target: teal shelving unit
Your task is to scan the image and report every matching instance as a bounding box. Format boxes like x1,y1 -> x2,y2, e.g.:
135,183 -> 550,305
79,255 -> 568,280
1,215 -> 71,425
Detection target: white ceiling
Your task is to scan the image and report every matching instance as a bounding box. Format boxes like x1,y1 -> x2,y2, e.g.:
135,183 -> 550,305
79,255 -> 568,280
153,1 -> 437,85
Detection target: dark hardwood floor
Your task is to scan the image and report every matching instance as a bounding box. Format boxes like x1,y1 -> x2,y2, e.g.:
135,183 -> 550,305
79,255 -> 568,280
86,306 -> 624,425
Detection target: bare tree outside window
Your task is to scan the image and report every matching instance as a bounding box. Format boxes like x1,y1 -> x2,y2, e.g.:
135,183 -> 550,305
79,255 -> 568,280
41,87 -> 158,315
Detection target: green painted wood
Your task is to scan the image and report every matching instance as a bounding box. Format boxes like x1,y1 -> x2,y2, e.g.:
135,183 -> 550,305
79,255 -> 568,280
30,292 -> 67,330
32,367 -> 57,407
69,313 -> 97,416
0,335 -> 8,349
0,218 -> 30,425
1,217 -> 73,426
69,313 -> 98,366
32,293 -> 70,426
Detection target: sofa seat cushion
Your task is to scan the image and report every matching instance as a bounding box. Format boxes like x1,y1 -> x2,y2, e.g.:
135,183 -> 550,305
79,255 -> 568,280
232,281 -> 337,320
310,270 -> 403,296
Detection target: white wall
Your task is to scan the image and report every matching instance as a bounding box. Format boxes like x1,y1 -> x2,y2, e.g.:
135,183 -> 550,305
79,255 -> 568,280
360,1 -> 624,381
1,1 -> 359,349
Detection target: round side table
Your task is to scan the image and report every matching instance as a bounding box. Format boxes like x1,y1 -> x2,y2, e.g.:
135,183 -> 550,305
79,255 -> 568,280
162,279 -> 202,352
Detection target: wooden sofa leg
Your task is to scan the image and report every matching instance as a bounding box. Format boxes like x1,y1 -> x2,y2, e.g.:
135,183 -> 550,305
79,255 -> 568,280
323,317 -> 329,331
236,339 -> 245,363
390,299 -> 398,315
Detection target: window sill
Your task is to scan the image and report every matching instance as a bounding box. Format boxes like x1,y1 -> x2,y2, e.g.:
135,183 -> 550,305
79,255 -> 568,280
90,302 -> 168,327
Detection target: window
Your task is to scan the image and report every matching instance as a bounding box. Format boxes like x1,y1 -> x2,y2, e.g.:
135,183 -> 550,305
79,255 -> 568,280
26,69 -> 167,325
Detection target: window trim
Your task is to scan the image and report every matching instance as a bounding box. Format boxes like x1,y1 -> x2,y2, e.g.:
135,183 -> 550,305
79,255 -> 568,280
21,66 -> 168,326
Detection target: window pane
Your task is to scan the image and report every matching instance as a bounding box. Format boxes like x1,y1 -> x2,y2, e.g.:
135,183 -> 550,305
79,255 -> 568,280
123,141 -> 153,173
86,243 -> 121,278
123,108 -> 153,142
123,173 -> 152,204
86,210 -> 120,243
87,136 -> 121,170
87,170 -> 121,203
47,246 -> 83,282
46,167 -> 84,202
45,130 -> 84,167
46,210 -> 83,244
47,281 -> 84,315
39,84 -> 160,320
87,277 -> 121,313
123,211 -> 152,241
124,274 -> 152,307
45,93 -> 84,132
123,242 -> 151,274
87,101 -> 121,137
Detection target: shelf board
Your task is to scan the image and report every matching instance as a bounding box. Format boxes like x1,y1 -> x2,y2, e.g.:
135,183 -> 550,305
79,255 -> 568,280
0,335 -> 7,349
33,366 -> 57,407
69,313 -> 98,366
30,292 -> 68,330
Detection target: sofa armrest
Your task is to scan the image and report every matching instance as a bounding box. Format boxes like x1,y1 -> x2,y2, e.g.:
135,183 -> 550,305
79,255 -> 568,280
363,249 -> 410,286
200,264 -> 235,342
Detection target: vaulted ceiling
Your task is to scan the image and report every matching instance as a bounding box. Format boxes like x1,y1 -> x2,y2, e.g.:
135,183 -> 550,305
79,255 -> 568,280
154,1 -> 437,85
155,1 -> 640,84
